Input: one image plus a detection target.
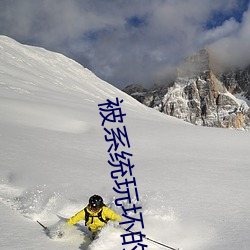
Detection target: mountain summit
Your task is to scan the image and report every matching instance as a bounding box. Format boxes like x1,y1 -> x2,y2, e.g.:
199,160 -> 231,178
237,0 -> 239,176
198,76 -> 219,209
124,49 -> 250,130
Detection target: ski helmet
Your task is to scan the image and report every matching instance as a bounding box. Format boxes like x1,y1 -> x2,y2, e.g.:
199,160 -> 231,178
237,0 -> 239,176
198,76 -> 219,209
89,195 -> 104,210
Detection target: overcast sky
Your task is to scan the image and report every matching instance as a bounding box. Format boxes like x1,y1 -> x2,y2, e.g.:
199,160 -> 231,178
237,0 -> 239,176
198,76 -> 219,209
0,0 -> 249,89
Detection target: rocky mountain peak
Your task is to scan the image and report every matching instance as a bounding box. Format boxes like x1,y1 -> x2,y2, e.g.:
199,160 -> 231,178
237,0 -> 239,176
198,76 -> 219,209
123,49 -> 250,130
177,48 -> 210,78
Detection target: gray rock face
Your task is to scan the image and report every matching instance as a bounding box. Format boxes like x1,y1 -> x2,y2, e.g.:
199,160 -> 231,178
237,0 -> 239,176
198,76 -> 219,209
218,66 -> 250,99
123,49 -> 250,130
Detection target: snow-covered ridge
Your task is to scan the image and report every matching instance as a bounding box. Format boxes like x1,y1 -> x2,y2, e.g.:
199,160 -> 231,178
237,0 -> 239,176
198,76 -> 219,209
0,35 -> 153,134
0,35 -> 140,105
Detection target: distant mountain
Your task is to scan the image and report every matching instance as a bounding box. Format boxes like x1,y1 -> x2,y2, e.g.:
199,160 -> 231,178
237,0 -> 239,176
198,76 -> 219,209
217,66 -> 250,100
123,49 -> 250,130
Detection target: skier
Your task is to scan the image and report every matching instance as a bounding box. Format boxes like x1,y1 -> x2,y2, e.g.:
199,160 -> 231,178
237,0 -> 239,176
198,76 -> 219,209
66,194 -> 121,239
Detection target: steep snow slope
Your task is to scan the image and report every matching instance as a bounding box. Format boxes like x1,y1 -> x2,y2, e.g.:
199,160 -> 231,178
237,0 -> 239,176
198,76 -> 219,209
0,36 -> 250,250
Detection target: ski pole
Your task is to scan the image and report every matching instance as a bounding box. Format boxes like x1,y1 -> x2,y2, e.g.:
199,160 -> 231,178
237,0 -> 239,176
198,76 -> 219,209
143,235 -> 180,250
122,228 -> 181,250
37,220 -> 48,230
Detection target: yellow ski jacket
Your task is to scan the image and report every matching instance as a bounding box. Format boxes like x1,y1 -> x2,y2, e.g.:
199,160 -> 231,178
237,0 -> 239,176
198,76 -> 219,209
67,206 -> 121,233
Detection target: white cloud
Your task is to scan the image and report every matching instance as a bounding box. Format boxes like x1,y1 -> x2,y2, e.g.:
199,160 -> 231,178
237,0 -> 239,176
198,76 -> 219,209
200,18 -> 240,45
209,5 -> 250,68
0,0 -> 249,88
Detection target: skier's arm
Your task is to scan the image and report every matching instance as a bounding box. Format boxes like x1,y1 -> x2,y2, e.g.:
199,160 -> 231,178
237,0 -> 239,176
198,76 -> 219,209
67,209 -> 85,225
104,207 -> 121,222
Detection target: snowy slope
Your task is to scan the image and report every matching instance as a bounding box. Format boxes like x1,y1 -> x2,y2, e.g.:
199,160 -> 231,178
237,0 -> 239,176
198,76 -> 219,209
0,36 -> 250,250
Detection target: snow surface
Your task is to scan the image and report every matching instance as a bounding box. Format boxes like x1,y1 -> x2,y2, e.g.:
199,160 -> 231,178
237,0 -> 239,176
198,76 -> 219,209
0,35 -> 250,250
